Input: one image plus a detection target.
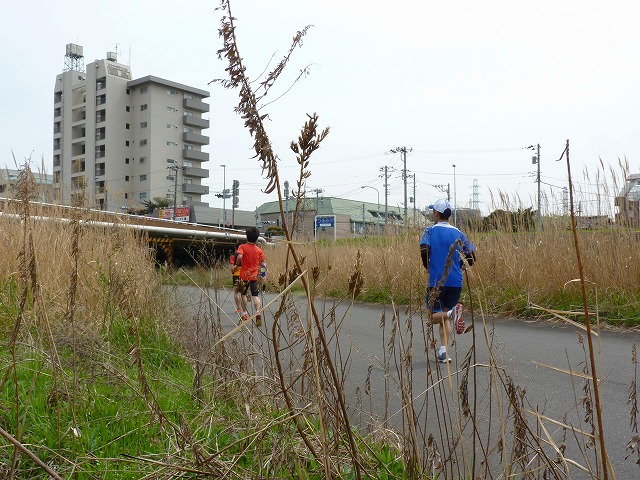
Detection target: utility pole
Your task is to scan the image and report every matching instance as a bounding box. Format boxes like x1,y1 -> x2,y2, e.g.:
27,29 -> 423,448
284,180 -> 290,228
379,166 -> 392,229
312,188 -> 323,213
220,164 -> 227,226
390,146 -> 412,226
452,164 -> 457,228
167,164 -> 181,220
413,174 -> 417,225
527,144 -> 542,230
434,184 -> 450,201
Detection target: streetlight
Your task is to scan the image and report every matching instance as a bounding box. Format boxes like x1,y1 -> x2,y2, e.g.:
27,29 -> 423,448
361,185 -> 380,234
220,164 -> 226,226
452,164 -> 457,227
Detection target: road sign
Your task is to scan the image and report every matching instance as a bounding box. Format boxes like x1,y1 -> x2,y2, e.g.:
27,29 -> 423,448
315,215 -> 335,228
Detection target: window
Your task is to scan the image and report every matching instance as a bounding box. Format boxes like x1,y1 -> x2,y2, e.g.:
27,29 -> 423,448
96,109 -> 106,122
167,141 -> 178,147
126,88 -> 130,95
166,193 -> 174,199
185,110 -> 194,117
184,195 -> 192,202
140,86 -> 148,94
139,139 -> 147,146
125,158 -> 130,164
183,160 -> 193,167
183,143 -> 193,150
139,157 -> 147,164
167,89 -> 178,96
96,77 -> 106,90
140,192 -> 147,200
125,140 -> 130,147
124,193 -> 128,199
140,175 -> 147,181
95,127 -> 106,141
125,106 -> 130,112
166,158 -> 175,164
125,176 -> 129,181
125,123 -> 130,129
184,178 -> 193,184
140,121 -> 147,128
167,106 -> 177,113
183,127 -> 194,133
184,93 -> 193,100
141,104 -> 147,111
95,145 -> 106,158
167,123 -> 177,130
96,94 -> 106,106
166,175 -> 175,181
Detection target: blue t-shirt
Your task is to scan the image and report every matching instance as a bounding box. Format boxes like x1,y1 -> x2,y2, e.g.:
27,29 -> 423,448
420,222 -> 474,288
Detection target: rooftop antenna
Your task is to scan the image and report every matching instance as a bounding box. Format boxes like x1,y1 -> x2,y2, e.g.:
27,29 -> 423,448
64,43 -> 85,72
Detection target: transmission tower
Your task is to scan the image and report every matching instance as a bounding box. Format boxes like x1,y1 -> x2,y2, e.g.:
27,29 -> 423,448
472,179 -> 480,210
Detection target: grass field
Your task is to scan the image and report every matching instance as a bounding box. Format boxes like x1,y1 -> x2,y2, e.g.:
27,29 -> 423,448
1,162 -> 633,478
259,220 -> 640,326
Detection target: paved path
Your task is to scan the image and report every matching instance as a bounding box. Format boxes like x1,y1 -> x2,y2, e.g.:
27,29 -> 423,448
176,286 -> 640,479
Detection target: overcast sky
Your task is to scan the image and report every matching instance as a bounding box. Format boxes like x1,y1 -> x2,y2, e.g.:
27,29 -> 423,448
2,0 -> 639,216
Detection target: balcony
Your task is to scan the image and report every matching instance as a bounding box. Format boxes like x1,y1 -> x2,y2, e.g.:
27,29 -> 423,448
183,115 -> 209,129
71,161 -> 86,174
183,149 -> 209,162
182,183 -> 209,195
182,166 -> 209,178
183,131 -> 209,145
183,98 -> 209,113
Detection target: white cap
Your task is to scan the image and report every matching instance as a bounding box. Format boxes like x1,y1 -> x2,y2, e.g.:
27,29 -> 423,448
428,198 -> 452,214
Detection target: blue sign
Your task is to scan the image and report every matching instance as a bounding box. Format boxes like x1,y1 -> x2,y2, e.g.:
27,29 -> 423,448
315,215 -> 335,228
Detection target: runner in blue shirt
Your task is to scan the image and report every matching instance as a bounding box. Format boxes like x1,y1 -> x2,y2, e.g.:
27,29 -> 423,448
420,199 -> 476,363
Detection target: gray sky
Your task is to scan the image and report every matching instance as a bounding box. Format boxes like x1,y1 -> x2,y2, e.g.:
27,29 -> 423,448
2,0 -> 639,215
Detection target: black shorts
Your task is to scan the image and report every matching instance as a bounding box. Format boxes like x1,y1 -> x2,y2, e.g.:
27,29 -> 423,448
426,286 -> 462,313
236,280 -> 259,297
232,275 -> 240,286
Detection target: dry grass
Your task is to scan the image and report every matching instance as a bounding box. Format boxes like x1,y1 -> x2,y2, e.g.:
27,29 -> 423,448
262,219 -> 640,323
0,198 -> 163,332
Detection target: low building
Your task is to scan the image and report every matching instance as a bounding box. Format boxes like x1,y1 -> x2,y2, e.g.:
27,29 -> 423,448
256,196 -> 409,241
0,168 -> 54,202
615,173 -> 640,227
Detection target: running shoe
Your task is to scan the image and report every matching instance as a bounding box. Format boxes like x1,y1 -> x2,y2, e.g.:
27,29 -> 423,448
241,313 -> 249,322
255,314 -> 262,327
437,350 -> 451,363
453,303 -> 465,334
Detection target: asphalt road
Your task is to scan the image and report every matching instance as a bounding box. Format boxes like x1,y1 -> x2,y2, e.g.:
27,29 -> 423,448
176,286 -> 640,479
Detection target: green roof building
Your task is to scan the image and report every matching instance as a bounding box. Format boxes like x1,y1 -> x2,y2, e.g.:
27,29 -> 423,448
256,196 -> 415,240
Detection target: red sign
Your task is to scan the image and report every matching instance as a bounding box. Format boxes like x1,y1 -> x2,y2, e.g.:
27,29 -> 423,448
159,207 -> 190,222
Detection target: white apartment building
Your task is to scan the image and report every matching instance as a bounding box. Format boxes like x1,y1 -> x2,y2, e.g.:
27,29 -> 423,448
53,44 -> 210,211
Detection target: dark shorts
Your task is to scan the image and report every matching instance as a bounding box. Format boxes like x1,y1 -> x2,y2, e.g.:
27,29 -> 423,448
232,275 -> 240,286
236,280 -> 259,297
426,286 -> 462,313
